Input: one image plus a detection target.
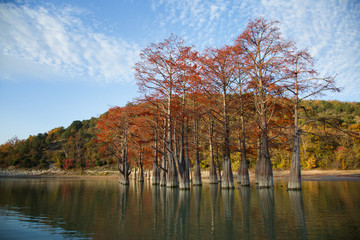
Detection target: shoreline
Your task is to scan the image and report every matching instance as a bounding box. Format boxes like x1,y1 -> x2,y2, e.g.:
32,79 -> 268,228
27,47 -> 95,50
1,168 -> 359,181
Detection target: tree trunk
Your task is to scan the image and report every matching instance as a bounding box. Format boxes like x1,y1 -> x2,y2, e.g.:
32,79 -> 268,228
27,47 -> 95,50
208,121 -> 218,184
152,160 -> 160,185
160,129 -> 167,186
288,79 -> 301,190
178,118 -> 190,190
133,167 -> 137,181
221,154 -> 234,189
238,149 -> 250,186
166,89 -> 179,188
160,154 -> 167,186
216,143 -> 222,182
119,146 -> 130,185
138,164 -> 144,182
177,148 -> 190,189
193,149 -> 202,185
257,114 -> 273,188
255,134 -> 261,185
237,115 -> 250,186
192,118 -> 202,186
184,135 -> 191,186
176,92 -> 191,189
221,90 -> 234,189
119,163 -> 130,185
221,130 -> 234,189
166,152 -> 178,188
152,129 -> 160,185
288,132 -> 301,189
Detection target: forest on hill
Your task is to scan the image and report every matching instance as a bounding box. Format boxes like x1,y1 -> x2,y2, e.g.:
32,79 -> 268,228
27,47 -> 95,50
0,100 -> 359,172
1,19 -> 359,187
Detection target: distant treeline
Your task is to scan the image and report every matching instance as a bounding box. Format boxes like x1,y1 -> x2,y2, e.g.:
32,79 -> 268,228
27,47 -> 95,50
0,100 -> 359,170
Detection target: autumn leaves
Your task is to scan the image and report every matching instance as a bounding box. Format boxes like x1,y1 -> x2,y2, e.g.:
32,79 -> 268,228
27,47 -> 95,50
97,18 -> 338,189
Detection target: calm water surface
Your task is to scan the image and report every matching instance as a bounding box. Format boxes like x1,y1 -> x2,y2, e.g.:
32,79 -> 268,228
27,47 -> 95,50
0,178 -> 359,240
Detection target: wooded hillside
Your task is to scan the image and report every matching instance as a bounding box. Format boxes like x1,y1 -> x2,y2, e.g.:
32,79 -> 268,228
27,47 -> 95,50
0,100 -> 359,171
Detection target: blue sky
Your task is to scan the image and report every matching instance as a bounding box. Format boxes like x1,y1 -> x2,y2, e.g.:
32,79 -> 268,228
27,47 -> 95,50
0,0 -> 359,144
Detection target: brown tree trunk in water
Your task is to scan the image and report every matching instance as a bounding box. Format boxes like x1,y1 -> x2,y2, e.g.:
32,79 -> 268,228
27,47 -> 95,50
119,143 -> 130,185
237,114 -> 250,186
152,128 -> 160,185
237,147 -> 250,186
138,164 -> 144,182
184,136 -> 191,186
192,118 -> 202,186
119,163 -> 130,185
288,77 -> 301,190
255,134 -> 261,185
221,90 -> 234,189
216,143 -> 222,183
152,156 -> 160,185
289,131 -> 301,190
137,146 -> 144,182
166,91 -> 178,188
221,124 -> 234,189
208,120 -> 218,184
166,152 -> 178,188
257,114 -> 273,188
160,154 -> 167,186
160,126 -> 167,186
193,149 -> 202,185
178,116 -> 190,189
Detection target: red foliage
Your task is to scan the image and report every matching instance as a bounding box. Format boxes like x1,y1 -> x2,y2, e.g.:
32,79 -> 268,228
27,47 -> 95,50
63,158 -> 74,170
85,158 -> 96,168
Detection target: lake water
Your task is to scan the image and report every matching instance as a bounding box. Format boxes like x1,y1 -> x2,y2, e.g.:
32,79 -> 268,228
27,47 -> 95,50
0,177 -> 359,240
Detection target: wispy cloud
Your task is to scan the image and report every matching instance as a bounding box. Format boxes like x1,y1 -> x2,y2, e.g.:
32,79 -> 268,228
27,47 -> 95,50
0,2 -> 140,83
151,0 -> 233,48
152,0 -> 360,101
1,1 -> 359,100
259,0 -> 360,100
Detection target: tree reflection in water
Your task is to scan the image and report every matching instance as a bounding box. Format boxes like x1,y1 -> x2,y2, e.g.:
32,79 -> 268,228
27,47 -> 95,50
193,186 -> 202,239
257,188 -> 275,240
209,184 -> 219,238
151,185 -> 159,236
177,190 -> 190,239
238,186 -> 251,240
288,190 -> 307,240
118,184 -> 129,239
165,188 -> 178,239
222,188 -> 234,240
1,179 -> 358,240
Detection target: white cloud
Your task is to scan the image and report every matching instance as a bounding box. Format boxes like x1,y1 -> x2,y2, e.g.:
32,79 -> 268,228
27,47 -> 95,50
0,2 -> 140,83
259,0 -> 360,101
152,0 -> 360,101
1,1 -> 358,100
